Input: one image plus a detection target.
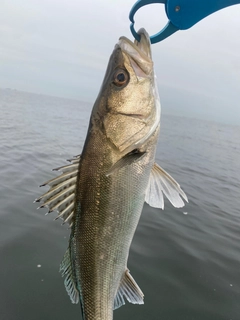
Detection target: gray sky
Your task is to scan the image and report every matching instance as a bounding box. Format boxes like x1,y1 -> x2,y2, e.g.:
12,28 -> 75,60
1,0 -> 240,124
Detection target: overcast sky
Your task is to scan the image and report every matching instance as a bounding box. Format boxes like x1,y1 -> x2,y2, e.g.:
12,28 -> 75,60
1,0 -> 240,124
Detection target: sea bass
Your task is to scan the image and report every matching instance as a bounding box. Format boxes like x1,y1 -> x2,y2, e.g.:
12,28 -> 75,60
36,29 -> 187,320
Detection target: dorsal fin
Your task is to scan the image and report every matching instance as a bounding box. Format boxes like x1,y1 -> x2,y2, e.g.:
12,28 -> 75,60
35,155 -> 80,225
145,162 -> 188,209
114,269 -> 144,310
59,247 -> 79,304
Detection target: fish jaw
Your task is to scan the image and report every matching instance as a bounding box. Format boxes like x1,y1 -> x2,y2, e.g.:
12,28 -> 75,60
90,28 -> 161,154
118,28 -> 153,75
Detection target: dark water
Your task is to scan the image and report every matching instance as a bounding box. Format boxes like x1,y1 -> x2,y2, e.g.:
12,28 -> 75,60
1,88 -> 240,320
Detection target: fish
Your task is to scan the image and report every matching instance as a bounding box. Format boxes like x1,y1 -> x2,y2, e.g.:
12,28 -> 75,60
35,28 -> 188,320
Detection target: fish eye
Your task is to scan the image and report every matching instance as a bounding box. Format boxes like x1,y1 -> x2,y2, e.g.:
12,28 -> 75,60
113,69 -> 129,87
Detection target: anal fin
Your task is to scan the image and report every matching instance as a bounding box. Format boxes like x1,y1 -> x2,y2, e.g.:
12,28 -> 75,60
114,269 -> 144,310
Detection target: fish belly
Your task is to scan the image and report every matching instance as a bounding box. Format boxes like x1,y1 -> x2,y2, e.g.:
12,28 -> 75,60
71,129 -> 155,320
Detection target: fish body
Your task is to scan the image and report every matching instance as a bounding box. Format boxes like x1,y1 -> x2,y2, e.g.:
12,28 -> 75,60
73,130 -> 158,319
36,29 -> 187,320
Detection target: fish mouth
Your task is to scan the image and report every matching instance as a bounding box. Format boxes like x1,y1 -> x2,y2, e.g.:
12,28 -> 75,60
118,28 -> 153,76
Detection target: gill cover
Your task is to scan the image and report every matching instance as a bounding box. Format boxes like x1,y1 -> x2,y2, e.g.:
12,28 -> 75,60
102,29 -> 160,153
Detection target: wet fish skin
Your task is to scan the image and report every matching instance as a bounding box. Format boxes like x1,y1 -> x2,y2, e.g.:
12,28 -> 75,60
36,28 -> 188,320
73,133 -> 158,319
72,30 -> 158,319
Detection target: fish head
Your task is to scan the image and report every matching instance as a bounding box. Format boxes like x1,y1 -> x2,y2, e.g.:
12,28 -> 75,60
92,28 -> 161,153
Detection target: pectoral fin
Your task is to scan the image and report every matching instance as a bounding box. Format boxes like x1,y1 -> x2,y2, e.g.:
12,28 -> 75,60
145,163 -> 188,209
106,150 -> 145,176
114,269 -> 144,310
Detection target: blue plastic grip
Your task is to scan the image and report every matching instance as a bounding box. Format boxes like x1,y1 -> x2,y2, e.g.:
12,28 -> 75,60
130,0 -> 240,43
167,0 -> 240,30
129,0 -> 175,43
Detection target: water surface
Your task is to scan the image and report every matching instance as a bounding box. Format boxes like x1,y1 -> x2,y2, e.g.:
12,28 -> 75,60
1,88 -> 240,320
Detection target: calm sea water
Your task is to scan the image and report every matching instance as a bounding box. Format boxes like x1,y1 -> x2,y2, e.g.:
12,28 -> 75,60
1,88 -> 240,320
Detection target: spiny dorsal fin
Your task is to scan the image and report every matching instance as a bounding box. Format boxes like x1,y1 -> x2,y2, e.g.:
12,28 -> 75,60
145,162 -> 188,209
114,269 -> 144,310
35,155 -> 80,225
59,247 -> 79,304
